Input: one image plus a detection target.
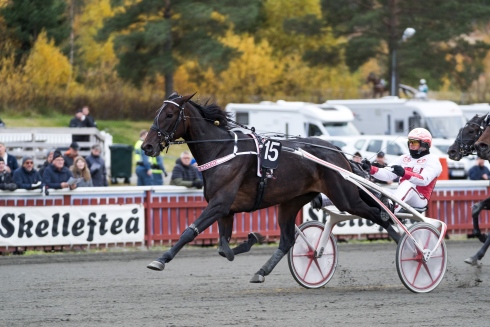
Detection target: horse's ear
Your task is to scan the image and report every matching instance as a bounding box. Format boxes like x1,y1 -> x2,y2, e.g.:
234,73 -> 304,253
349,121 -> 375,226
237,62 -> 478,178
182,92 -> 197,103
168,91 -> 179,99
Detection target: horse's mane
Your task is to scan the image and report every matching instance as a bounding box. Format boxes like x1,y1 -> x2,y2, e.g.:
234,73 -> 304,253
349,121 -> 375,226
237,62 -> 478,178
188,100 -> 235,130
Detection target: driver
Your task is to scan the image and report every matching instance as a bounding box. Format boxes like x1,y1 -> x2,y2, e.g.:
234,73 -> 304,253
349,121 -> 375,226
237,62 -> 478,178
364,128 -> 442,220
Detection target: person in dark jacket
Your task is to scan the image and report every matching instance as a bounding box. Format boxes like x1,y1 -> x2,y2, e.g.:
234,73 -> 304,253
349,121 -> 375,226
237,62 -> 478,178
43,150 -> 76,190
82,106 -> 97,128
38,148 -> 55,178
469,157 -> 490,180
0,142 -> 19,173
0,157 -> 17,191
85,144 -> 108,187
170,151 -> 203,188
63,142 -> 79,168
12,155 -> 43,190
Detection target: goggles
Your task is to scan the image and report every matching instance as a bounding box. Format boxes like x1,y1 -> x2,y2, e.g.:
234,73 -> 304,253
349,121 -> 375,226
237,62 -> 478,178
407,139 -> 421,146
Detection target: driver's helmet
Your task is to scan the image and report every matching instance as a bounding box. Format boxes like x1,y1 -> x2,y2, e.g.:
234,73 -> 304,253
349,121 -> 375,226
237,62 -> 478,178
420,79 -> 426,84
407,128 -> 432,148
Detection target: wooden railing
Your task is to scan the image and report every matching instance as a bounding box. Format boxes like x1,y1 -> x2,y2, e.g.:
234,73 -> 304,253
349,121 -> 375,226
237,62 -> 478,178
0,181 -> 489,252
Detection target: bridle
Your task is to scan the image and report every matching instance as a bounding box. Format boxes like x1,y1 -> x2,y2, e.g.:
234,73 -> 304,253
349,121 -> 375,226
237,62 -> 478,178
149,97 -> 187,151
454,115 -> 488,156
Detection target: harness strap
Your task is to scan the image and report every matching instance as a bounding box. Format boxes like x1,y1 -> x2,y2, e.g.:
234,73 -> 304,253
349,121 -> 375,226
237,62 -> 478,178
197,132 -> 261,176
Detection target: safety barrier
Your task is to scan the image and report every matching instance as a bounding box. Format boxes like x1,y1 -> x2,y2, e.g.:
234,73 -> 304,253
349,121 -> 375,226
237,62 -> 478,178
0,181 -> 489,253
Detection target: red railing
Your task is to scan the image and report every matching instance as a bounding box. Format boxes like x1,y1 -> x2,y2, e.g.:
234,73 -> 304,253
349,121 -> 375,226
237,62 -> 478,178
1,182 -> 489,252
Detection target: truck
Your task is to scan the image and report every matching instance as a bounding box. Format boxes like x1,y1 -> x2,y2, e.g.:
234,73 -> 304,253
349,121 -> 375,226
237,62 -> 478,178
324,97 -> 466,140
225,100 -> 360,138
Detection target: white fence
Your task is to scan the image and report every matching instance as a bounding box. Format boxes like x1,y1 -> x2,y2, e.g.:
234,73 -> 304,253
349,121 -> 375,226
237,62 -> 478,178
0,127 -> 113,170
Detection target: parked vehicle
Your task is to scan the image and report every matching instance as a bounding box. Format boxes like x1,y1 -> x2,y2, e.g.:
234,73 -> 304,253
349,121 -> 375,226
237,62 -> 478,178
319,135 -> 467,179
225,100 -> 360,138
459,103 -> 490,121
324,97 -> 466,140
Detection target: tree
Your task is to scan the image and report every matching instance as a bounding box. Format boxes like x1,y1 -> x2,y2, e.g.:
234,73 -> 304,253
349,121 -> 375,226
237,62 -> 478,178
1,0 -> 70,65
321,0 -> 490,95
97,0 -> 262,97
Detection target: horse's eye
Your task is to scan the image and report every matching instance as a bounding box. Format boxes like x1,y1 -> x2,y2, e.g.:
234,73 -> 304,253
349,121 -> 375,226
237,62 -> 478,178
166,113 -> 173,118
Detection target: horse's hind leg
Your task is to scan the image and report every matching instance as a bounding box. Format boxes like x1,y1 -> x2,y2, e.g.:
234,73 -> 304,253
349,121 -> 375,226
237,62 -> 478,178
250,198 -> 303,283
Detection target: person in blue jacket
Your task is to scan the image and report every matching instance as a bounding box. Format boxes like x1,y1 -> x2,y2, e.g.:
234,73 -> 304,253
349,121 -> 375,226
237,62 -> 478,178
43,150 -> 77,190
12,155 -> 43,190
468,157 -> 490,180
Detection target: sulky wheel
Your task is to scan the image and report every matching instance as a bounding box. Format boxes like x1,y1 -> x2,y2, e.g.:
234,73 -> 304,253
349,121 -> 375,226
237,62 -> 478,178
287,221 -> 338,289
396,222 -> 447,293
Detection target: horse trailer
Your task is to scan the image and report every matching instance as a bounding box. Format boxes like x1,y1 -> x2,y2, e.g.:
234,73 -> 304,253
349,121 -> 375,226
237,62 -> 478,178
225,100 -> 360,138
325,97 -> 466,140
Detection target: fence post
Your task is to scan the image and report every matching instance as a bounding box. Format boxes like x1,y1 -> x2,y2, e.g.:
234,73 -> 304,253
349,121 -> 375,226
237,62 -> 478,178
144,190 -> 152,248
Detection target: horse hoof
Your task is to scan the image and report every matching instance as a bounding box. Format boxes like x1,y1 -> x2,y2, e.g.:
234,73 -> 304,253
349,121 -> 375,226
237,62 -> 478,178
464,256 -> 479,266
147,261 -> 165,271
249,273 -> 265,283
249,232 -> 265,245
219,237 -> 235,261
218,250 -> 235,261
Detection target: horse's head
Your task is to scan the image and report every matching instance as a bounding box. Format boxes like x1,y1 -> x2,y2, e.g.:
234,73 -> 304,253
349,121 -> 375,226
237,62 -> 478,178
448,113 -> 488,161
475,115 -> 490,160
142,92 -> 196,156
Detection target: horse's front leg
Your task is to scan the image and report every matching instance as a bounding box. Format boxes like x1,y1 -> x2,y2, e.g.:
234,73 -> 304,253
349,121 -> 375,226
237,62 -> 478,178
147,201 -> 232,271
217,213 -> 235,261
218,214 -> 265,261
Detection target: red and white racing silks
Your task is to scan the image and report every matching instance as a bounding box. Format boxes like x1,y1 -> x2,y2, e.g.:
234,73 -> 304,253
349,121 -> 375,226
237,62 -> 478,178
370,153 -> 442,211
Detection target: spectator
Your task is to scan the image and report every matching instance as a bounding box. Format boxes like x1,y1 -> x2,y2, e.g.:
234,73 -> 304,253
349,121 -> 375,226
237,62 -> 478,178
69,108 -> 89,142
469,157 -> 490,180
0,142 -> 19,173
352,151 -> 362,163
0,118 -> 5,127
170,151 -> 203,189
70,156 -> 93,187
370,151 -> 393,185
150,155 -> 168,185
63,142 -> 80,168
43,150 -> 76,190
134,129 -> 153,186
82,106 -> 97,128
12,155 -> 43,190
418,79 -> 429,93
0,157 -> 17,191
38,148 -> 55,178
85,144 -> 108,187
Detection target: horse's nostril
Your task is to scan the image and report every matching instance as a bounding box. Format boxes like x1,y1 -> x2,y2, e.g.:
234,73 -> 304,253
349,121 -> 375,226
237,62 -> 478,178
476,142 -> 488,151
142,144 -> 153,153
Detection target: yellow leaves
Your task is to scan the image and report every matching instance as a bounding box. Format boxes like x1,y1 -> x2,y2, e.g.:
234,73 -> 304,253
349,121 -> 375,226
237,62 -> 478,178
217,32 -> 283,102
78,0 -> 116,67
23,30 -> 72,90
210,11 -> 226,23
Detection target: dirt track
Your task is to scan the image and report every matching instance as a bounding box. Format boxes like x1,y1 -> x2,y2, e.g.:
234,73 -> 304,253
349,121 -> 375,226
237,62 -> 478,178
1,240 -> 489,327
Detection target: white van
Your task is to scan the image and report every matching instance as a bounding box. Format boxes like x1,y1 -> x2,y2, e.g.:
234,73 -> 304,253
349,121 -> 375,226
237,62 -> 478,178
225,100 -> 360,138
459,103 -> 490,120
325,97 -> 466,140
320,135 -> 467,179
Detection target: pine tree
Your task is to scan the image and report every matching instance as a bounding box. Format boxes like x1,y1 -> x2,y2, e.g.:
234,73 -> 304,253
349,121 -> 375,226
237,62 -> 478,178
97,0 -> 262,97
1,0 -> 70,65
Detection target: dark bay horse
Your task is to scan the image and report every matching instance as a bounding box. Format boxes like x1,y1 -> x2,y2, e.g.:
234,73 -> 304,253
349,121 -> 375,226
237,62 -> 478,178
141,92 -> 397,283
366,72 -> 387,98
448,113 -> 490,265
